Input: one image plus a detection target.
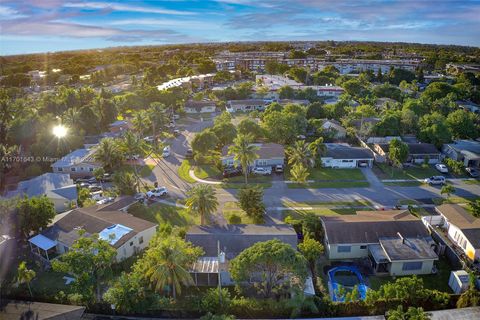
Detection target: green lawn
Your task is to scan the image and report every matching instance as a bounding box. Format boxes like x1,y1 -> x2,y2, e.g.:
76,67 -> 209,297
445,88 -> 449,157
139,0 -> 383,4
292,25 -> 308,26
128,202 -> 199,226
219,182 -> 272,189
384,181 -> 423,187
367,259 -> 453,293
282,199 -> 373,207
223,202 -> 256,224
465,179 -> 480,185
194,165 -> 221,180
286,167 -> 366,181
178,160 -> 196,183
373,163 -> 438,180
283,208 -> 357,220
287,181 -> 370,189
432,196 -> 479,205
120,164 -> 155,178
30,270 -> 69,298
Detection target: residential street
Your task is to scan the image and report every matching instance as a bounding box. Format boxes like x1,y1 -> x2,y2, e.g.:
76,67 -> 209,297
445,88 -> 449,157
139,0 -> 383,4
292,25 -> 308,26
145,116 -> 480,213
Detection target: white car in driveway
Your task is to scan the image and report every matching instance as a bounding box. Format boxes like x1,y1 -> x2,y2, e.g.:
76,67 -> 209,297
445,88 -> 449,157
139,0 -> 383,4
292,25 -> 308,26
252,167 -> 272,175
146,187 -> 168,198
424,176 -> 446,185
435,163 -> 449,173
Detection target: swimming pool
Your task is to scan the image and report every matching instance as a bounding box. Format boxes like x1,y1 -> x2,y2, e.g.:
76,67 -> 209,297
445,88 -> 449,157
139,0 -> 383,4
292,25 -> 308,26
327,266 -> 368,302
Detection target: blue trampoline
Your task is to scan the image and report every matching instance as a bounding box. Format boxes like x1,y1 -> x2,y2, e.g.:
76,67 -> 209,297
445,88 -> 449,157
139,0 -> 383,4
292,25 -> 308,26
328,266 -> 368,302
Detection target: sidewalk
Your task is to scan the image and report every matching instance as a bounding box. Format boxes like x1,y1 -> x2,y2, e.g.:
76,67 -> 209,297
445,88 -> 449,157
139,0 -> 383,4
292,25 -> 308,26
188,169 -> 222,185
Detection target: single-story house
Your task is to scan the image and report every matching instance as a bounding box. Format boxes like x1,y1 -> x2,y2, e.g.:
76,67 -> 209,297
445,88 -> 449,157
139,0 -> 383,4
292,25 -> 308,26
28,205 -> 157,264
108,119 -> 132,134
221,143 -> 285,168
9,173 -> 77,213
184,100 -> 216,113
321,210 -> 438,276
316,85 -> 344,97
374,143 -> 441,164
186,224 -> 298,286
443,140 -> 480,168
226,99 -> 266,113
320,120 -> 347,139
435,204 -> 480,262
456,100 -> 480,114
321,143 -> 374,168
277,99 -> 309,106
51,148 -> 101,178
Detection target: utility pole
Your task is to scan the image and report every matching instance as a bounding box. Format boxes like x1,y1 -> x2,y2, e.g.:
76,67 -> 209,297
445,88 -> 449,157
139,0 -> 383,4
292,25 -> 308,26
217,240 -> 222,306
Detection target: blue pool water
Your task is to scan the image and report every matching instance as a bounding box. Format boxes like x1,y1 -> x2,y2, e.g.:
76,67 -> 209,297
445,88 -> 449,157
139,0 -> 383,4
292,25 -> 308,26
328,266 -> 368,302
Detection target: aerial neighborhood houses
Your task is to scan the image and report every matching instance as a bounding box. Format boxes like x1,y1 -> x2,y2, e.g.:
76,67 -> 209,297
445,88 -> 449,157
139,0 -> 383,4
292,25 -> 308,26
51,148 -> 101,178
225,98 -> 308,113
442,140 -> 480,168
374,142 -> 441,164
321,143 -> 374,168
7,173 -> 77,212
321,210 -> 438,276
184,100 -> 217,114
28,204 -> 157,264
221,143 -> 285,168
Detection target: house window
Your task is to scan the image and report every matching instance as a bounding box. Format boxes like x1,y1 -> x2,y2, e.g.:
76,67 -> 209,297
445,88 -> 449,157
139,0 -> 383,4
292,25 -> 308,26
337,246 -> 351,253
89,168 -> 94,172
57,167 -> 63,172
71,167 -> 76,172
360,245 -> 367,249
402,261 -> 423,271
139,236 -> 144,244
130,241 -> 133,246
257,159 -> 267,166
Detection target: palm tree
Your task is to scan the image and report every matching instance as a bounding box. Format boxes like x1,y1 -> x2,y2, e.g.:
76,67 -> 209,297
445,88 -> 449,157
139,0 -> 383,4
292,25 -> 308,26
287,140 -> 315,168
147,246 -> 193,299
132,110 -> 151,136
62,107 -> 82,128
94,138 -> 123,172
185,184 -> 218,225
308,137 -> 326,167
119,131 -> 149,189
17,261 -> 36,297
290,163 -> 309,183
228,134 -> 259,184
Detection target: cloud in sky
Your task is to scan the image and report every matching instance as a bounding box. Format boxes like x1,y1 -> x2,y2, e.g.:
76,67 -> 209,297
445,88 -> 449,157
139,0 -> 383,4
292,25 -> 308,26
0,0 -> 479,55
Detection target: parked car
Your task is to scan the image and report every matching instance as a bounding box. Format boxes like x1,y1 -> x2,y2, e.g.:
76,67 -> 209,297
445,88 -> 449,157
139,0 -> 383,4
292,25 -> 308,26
275,164 -> 284,173
252,167 -> 272,175
88,184 -> 102,192
90,191 -> 103,200
435,163 -> 449,174
126,154 -> 139,160
146,187 -> 168,198
173,129 -> 180,136
96,197 -> 114,205
101,173 -> 112,182
143,136 -> 155,143
223,167 -> 243,178
78,182 -> 90,188
134,192 -> 146,200
424,176 -> 446,185
162,146 -> 171,157
185,149 -> 193,159
75,178 -> 91,184
466,167 -> 479,178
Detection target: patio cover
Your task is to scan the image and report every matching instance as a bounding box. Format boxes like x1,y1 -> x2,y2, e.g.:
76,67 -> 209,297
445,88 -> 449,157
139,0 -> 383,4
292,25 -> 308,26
29,234 -> 57,251
368,244 -> 389,263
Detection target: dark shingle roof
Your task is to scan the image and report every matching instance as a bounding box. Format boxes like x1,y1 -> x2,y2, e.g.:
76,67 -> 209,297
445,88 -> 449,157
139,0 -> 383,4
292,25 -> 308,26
377,143 -> 439,155
221,143 -> 284,159
185,100 -> 216,111
324,144 -> 373,160
321,210 -> 430,244
186,224 -> 297,258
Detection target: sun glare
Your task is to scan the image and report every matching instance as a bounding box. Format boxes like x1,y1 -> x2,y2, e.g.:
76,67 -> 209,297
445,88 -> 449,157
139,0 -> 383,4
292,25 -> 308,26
52,125 -> 67,138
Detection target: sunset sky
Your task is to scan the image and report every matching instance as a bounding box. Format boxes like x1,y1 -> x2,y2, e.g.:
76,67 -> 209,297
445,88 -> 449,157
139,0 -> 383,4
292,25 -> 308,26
1,0 -> 479,55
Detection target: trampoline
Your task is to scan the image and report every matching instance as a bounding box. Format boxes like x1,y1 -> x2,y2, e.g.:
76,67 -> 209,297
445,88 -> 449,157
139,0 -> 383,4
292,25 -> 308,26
327,266 -> 368,302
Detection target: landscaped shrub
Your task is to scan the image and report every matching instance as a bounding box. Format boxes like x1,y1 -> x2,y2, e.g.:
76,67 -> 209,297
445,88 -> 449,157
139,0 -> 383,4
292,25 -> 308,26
199,288 -> 232,314
227,213 -> 242,224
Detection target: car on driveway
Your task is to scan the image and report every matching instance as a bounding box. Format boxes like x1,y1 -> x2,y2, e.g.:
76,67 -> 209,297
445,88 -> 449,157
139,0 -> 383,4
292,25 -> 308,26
424,176 -> 446,185
223,167 -> 243,178
275,164 -> 284,173
146,187 -> 168,198
252,167 -> 272,175
88,184 -> 102,192
173,129 -> 180,136
134,192 -> 146,200
435,163 -> 449,173
185,149 -> 194,159
466,167 -> 479,178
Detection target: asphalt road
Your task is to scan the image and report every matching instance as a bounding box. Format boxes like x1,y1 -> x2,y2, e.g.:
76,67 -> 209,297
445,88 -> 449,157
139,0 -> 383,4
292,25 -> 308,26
145,115 -> 480,211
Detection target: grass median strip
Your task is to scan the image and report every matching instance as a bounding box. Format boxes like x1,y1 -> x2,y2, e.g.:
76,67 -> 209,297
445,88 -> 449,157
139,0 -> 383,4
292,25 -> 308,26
178,160 -> 196,183
287,181 -> 370,189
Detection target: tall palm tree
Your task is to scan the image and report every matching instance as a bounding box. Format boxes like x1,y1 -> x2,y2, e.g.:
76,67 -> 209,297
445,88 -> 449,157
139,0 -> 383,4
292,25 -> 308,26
62,107 -> 82,128
185,184 -> 218,225
147,246 -> 193,299
132,110 -> 151,137
228,134 -> 259,184
290,163 -> 310,183
17,261 -> 36,297
94,138 -> 123,172
308,137 -> 326,167
287,140 -> 314,168
119,131 -> 149,188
